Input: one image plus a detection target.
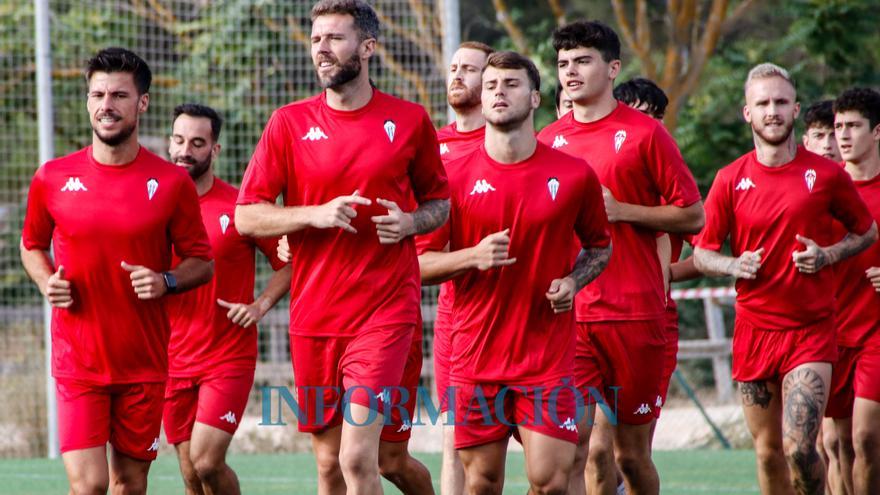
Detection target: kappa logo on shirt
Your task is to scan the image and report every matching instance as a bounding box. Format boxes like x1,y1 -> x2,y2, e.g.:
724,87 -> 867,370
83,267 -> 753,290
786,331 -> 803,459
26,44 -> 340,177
60,177 -> 88,192
805,169 -> 817,192
147,178 -> 159,200
396,420 -> 412,433
147,437 -> 159,452
219,214 -> 231,234
634,403 -> 652,415
552,135 -> 568,149
469,179 -> 496,195
384,120 -> 396,142
735,177 -> 756,191
302,126 -> 329,141
220,411 -> 237,424
614,130 -> 627,153
547,177 -> 560,201
559,417 -> 578,432
439,143 -> 450,155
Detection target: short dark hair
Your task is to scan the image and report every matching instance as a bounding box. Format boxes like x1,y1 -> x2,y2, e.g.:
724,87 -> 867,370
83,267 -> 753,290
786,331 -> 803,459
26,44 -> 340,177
485,51 -> 541,91
803,100 -> 835,130
85,47 -> 152,95
614,77 -> 669,119
552,20 -> 620,63
834,88 -> 880,130
311,0 -> 379,41
173,103 -> 223,142
459,41 -> 494,57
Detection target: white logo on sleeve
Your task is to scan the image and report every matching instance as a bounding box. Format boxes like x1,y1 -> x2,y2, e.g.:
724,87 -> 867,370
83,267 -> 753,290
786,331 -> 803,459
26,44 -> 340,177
735,177 -> 756,191
302,127 -> 329,141
219,214 -> 231,234
61,177 -> 88,192
805,169 -> 817,192
147,437 -> 159,452
634,403 -> 652,415
220,411 -> 237,424
439,143 -> 449,155
547,177 -> 560,201
552,135 -> 568,149
147,178 -> 159,200
614,130 -> 627,153
559,417 -> 578,432
469,179 -> 496,195
384,120 -> 396,142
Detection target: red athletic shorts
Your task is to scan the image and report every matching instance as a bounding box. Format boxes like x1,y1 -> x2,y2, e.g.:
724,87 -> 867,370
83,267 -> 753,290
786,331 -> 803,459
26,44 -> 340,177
56,379 -> 164,460
732,317 -> 836,383
290,324 -> 413,434
577,320 -> 667,425
162,368 -> 254,444
433,307 -> 453,413
826,343 -> 880,418
453,379 -> 579,449
381,329 -> 423,442
659,310 -> 680,410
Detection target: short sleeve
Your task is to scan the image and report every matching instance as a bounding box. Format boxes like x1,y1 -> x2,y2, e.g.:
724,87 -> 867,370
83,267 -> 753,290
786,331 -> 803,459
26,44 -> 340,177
21,167 -> 54,251
575,163 -> 612,249
695,169 -> 732,252
253,235 -> 288,271
646,125 -> 701,207
408,111 -> 449,204
170,177 -> 213,261
238,111 -> 292,205
830,167 -> 874,235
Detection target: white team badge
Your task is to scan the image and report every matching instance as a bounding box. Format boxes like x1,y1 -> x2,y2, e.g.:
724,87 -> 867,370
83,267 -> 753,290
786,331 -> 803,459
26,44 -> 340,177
146,178 -> 159,200
384,120 -> 396,142
219,214 -> 231,234
614,130 -> 627,153
805,169 -> 817,192
547,177 -> 560,201
439,143 -> 449,155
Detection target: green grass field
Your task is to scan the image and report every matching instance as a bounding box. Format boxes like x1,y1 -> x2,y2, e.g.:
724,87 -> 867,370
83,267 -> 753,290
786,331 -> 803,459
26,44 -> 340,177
0,450 -> 760,494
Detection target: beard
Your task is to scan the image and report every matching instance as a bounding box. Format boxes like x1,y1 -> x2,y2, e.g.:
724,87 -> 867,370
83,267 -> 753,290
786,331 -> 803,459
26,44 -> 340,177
485,103 -> 532,132
316,52 -> 362,90
753,119 -> 794,146
173,154 -> 212,180
91,117 -> 136,147
447,82 -> 481,111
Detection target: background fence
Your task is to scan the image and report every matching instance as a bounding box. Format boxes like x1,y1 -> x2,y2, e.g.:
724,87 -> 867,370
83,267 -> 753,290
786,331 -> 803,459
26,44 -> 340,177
0,0 -> 740,459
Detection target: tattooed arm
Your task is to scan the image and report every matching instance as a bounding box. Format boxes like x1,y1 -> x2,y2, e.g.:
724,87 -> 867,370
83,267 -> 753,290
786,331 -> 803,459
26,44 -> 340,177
792,222 -> 878,274
546,244 -> 612,313
693,247 -> 765,279
372,198 -> 450,244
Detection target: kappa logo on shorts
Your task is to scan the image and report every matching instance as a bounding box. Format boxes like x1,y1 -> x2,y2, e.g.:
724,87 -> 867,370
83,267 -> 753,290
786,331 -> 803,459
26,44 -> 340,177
469,179 -> 496,195
559,417 -> 578,432
61,177 -> 88,192
634,403 -> 652,415
219,213 -> 231,234
547,177 -> 560,201
376,389 -> 392,403
147,178 -> 159,200
655,395 -> 663,408
147,437 -> 159,452
302,126 -> 329,141
220,411 -> 237,424
384,120 -> 396,142
805,169 -> 817,192
614,130 -> 627,153
439,143 -> 449,155
396,420 -> 412,433
552,135 -> 568,149
735,177 -> 756,191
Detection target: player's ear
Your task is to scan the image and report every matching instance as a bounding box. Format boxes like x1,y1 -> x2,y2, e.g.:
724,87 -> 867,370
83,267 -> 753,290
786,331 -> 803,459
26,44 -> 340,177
802,133 -> 809,146
872,122 -> 880,142
212,142 -> 222,160
531,89 -> 541,110
608,59 -> 621,81
793,101 -> 800,120
138,93 -> 149,114
742,104 -> 751,124
360,37 -> 376,60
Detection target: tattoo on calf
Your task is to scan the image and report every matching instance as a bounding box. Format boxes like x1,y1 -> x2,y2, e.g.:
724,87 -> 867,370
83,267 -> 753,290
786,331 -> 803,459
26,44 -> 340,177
782,368 -> 826,495
740,381 -> 772,409
412,199 -> 450,235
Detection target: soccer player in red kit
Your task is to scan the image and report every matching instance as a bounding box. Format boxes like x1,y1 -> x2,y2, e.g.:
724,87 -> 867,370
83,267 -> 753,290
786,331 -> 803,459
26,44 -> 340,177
538,21 -> 704,495
803,101 -> 842,162
163,103 -> 291,495
415,39 -> 493,495
234,1 -> 449,493
694,64 -> 877,495
824,88 -> 880,495
421,50 -> 612,495
20,48 -> 213,495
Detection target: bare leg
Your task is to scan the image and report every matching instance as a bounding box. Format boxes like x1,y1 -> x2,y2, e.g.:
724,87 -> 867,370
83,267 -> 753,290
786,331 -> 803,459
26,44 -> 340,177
338,404 -> 385,495
62,446 -> 110,495
781,363 -> 832,495
585,409 -> 616,495
519,427 -> 576,495
740,379 -> 794,494
108,446 -> 152,495
378,439 -> 434,494
174,441 -> 204,495
852,398 -> 880,495
312,425 -> 346,495
189,422 -> 239,495
440,412 -> 465,495
459,438 -> 508,495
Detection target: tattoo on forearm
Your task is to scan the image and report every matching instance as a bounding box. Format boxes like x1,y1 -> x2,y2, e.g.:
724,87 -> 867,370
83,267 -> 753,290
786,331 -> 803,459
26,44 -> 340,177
412,199 -> 450,235
740,381 -> 772,409
782,368 -> 826,495
824,231 -> 874,267
569,245 -> 611,291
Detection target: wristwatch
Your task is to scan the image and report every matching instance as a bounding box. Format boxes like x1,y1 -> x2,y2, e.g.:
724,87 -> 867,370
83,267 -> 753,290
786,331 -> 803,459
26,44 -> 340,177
162,271 -> 178,294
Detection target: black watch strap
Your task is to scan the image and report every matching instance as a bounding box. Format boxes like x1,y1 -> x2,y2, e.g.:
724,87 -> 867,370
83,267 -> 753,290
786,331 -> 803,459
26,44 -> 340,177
162,271 -> 178,294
